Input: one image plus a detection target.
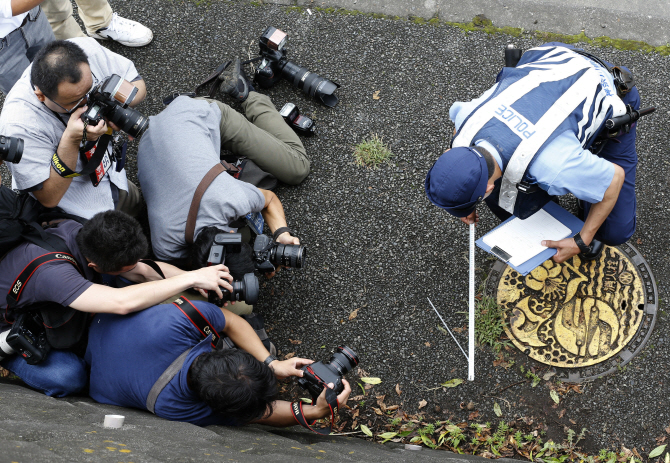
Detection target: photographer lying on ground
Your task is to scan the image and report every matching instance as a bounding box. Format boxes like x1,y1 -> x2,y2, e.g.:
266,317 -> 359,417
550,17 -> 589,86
0,39 -> 146,219
86,298 -> 351,427
137,59 -> 307,276
0,211 -> 233,397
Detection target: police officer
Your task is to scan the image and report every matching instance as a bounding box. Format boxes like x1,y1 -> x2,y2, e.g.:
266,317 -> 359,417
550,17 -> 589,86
425,43 -> 640,263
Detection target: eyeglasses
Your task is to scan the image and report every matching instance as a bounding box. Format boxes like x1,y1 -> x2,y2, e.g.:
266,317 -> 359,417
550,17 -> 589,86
49,73 -> 99,114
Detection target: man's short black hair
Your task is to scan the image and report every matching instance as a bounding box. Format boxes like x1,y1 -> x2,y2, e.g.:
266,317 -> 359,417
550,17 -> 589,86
475,146 -> 496,180
76,211 -> 148,273
190,349 -> 277,424
187,226 -> 255,279
31,40 -> 89,100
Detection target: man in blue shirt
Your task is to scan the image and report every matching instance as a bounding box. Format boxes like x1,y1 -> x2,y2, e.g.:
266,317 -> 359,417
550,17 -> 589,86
425,43 -> 640,263
86,300 -> 351,427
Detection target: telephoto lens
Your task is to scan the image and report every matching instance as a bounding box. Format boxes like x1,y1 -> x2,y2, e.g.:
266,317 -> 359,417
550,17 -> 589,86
280,61 -> 340,108
271,243 -> 306,269
0,135 -> 24,164
297,346 -> 359,400
107,105 -> 149,139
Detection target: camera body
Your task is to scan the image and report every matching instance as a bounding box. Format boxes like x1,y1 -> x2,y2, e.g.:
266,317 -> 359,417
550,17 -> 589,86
252,234 -> 306,273
81,74 -> 149,138
255,26 -> 340,108
297,346 -> 359,401
0,135 -> 24,164
4,313 -> 50,365
207,233 -> 259,305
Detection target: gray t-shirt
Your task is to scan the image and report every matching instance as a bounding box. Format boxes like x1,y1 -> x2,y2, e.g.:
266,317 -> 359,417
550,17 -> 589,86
137,97 -> 265,261
0,220 -> 95,332
0,37 -> 139,219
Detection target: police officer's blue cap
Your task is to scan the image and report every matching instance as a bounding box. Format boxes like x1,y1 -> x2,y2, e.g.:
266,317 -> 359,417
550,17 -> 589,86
424,147 -> 489,218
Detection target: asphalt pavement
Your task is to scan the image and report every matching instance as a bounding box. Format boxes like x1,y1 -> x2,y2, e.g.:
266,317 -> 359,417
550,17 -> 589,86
0,0 -> 669,457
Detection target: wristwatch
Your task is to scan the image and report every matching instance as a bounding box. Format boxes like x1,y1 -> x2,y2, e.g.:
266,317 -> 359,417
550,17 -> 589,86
573,232 -> 592,254
263,355 -> 277,367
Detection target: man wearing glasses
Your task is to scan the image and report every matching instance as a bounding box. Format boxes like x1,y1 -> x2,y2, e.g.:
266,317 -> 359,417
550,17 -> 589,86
0,38 -> 146,218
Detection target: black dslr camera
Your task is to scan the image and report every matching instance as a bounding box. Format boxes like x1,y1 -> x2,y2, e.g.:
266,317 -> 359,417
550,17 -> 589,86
0,135 -> 23,164
207,233 -> 259,305
81,74 -> 149,138
252,234 -> 306,273
298,346 -> 359,401
1,313 -> 50,365
255,26 -> 340,108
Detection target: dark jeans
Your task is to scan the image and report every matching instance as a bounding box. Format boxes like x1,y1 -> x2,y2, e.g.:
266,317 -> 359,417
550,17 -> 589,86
0,7 -> 55,95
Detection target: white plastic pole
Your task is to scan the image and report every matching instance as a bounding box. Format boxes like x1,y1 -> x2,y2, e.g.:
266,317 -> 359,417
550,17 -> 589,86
468,223 -> 475,381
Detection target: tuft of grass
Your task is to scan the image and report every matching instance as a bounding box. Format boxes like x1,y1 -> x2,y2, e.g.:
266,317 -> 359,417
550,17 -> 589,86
353,134 -> 394,168
474,295 -> 506,349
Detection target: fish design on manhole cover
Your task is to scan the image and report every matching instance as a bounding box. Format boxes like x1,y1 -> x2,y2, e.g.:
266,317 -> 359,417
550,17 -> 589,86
495,246 -> 648,368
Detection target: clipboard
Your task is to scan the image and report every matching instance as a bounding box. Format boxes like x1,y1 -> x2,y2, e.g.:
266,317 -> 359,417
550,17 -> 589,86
476,201 -> 583,275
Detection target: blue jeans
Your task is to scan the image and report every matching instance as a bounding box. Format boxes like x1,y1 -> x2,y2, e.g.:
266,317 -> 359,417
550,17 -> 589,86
1,349 -> 87,397
0,6 -> 55,95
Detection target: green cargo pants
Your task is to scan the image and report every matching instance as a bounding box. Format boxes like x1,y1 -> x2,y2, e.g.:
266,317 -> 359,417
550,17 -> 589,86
201,92 -> 310,185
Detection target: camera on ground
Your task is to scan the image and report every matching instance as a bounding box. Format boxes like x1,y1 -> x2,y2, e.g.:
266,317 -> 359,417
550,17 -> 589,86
255,26 -> 340,108
81,74 -> 149,139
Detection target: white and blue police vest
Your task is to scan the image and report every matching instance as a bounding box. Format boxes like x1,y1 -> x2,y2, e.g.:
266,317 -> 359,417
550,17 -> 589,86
453,45 -> 626,217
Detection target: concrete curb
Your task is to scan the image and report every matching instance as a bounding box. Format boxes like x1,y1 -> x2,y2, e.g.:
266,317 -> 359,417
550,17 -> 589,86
260,0 -> 670,47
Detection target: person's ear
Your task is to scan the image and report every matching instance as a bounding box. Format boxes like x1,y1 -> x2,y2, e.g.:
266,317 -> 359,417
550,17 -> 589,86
34,86 -> 46,103
87,261 -> 101,273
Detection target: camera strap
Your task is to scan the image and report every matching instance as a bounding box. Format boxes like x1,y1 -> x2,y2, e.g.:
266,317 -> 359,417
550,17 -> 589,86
195,60 -> 233,98
185,161 -> 240,244
5,252 -> 82,324
291,387 -> 339,435
51,133 -> 113,181
172,297 -> 221,348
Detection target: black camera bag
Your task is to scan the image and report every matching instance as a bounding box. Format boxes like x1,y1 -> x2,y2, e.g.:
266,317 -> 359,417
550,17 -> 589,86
1,186 -> 90,357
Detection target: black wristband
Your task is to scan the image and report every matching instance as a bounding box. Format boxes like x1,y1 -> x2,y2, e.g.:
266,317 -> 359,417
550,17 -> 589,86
51,152 -> 80,178
573,232 -> 592,253
263,355 -> 277,367
272,227 -> 292,241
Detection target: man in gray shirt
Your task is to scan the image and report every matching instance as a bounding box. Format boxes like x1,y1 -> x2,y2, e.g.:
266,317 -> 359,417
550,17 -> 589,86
137,93 -> 303,266
0,38 -> 145,218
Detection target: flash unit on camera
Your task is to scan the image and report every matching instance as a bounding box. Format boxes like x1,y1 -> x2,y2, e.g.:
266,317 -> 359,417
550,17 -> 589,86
279,103 -> 315,136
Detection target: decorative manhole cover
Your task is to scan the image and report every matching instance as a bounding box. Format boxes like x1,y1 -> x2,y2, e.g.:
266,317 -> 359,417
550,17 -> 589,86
485,242 -> 657,382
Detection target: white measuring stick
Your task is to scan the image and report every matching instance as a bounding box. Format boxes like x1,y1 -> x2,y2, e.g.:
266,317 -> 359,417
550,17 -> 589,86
468,223 -> 475,381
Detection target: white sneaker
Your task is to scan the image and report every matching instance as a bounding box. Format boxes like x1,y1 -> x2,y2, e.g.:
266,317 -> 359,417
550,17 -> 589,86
90,13 -> 153,47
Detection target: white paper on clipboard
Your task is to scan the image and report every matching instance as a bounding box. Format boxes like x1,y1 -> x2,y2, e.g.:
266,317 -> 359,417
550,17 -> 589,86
482,209 -> 571,267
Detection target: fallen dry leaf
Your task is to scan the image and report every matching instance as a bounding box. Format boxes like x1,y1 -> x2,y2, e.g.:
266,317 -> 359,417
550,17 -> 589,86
666,425 -> 670,434
469,411 -> 480,420
569,419 -> 577,425
386,405 -> 399,411
352,395 -> 364,401
284,352 -> 296,360
425,342 -> 431,347
288,339 -> 302,345
395,384 -> 402,395
372,90 -> 380,100
349,308 -> 359,320
558,409 -> 566,418
418,399 -> 427,409
351,409 -> 360,419
373,407 -> 383,416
